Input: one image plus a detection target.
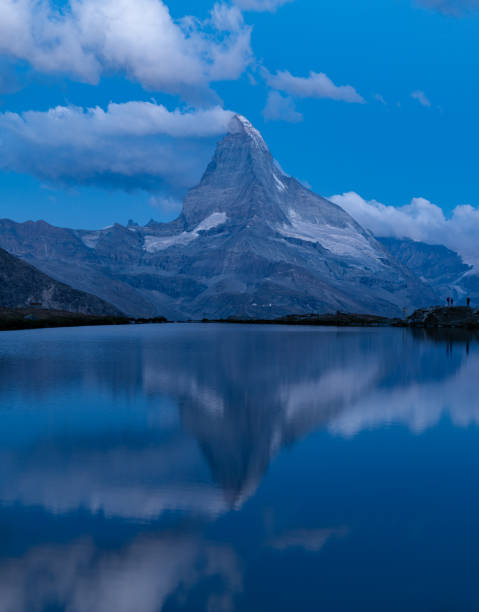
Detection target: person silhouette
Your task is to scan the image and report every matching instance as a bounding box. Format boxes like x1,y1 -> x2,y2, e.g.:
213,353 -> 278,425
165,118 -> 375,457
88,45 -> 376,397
447,297 -> 450,306
467,297 -> 471,308
451,298 -> 454,306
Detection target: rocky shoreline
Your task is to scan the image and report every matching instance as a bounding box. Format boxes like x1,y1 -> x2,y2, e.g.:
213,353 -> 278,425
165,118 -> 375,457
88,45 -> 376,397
2,306 -> 478,332
202,312 -> 396,327
203,306 -> 479,329
404,306 -> 479,329
0,309 -> 129,331
0,309 -> 168,332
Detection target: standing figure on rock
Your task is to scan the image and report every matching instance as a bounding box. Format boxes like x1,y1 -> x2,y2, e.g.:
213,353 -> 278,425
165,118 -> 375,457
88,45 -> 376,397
467,297 -> 471,308
447,297 -> 450,306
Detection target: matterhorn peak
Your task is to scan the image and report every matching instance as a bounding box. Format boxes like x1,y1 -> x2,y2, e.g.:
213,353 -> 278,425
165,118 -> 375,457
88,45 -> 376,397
227,114 -> 268,151
0,106 -> 437,322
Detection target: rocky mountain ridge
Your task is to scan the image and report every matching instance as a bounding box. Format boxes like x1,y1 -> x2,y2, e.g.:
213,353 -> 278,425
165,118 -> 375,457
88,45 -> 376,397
377,237 -> 478,304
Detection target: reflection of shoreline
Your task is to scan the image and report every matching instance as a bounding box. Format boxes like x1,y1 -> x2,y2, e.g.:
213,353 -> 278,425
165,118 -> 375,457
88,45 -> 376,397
410,327 -> 479,345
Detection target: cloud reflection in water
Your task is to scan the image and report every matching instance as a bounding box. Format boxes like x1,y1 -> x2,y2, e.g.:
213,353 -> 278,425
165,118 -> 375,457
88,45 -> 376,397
0,325 -> 478,611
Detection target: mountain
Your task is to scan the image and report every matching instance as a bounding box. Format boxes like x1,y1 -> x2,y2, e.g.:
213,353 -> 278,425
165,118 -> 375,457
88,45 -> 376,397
0,247 -> 123,316
0,116 -> 437,319
377,237 -> 476,304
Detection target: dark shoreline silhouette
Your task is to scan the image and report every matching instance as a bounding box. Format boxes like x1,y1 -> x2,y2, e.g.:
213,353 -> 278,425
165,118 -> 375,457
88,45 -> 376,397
203,306 -> 479,329
2,305 -> 479,332
0,308 -> 164,331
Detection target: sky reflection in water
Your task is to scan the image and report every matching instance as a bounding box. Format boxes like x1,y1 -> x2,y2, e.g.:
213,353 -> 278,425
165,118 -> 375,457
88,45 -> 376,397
0,324 -> 478,611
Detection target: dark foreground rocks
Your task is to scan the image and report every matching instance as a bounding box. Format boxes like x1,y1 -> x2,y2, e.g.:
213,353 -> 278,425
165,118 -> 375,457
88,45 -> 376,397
276,313 -> 395,326
406,306 -> 479,328
204,306 -> 479,329
4,305 -> 476,332
0,309 -> 168,332
203,312 -> 397,327
0,308 -> 130,331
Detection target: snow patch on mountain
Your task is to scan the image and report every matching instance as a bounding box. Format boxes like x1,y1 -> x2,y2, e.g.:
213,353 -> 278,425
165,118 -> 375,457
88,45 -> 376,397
144,212 -> 227,253
273,173 -> 286,192
278,209 -> 382,263
144,232 -> 196,253
82,232 -> 102,249
195,212 -> 228,232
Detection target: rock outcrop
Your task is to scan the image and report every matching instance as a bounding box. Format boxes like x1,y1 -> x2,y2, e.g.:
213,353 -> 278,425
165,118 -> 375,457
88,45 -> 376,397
407,306 -> 479,328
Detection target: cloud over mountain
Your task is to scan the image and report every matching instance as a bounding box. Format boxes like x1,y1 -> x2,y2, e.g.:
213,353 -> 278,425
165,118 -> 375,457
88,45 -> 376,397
0,103 -> 234,195
264,69 -> 365,103
0,0 -> 252,99
331,191 -> 479,266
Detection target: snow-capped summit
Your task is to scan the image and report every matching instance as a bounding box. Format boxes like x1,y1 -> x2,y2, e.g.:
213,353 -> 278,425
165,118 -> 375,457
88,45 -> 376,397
0,117 -> 437,319
180,112 -> 289,229
227,114 -> 268,151
179,115 -> 398,271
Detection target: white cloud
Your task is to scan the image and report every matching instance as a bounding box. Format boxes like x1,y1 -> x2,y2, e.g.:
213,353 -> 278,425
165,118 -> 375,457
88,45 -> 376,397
211,3 -> 244,31
149,195 -> 183,218
0,102 -> 234,195
262,91 -> 303,122
417,0 -> 479,14
234,0 -> 293,11
411,90 -> 431,107
0,0 -> 253,99
263,69 -> 365,103
330,191 -> 479,266
373,93 -> 387,105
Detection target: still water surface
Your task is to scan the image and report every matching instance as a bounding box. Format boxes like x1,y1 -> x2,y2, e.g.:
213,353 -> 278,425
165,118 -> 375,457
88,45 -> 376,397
0,324 -> 478,611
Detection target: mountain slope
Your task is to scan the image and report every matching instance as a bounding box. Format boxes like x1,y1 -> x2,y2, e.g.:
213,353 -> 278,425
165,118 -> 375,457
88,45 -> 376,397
0,247 -> 123,316
377,237 -> 474,303
0,219 -> 169,317
0,116 -> 437,318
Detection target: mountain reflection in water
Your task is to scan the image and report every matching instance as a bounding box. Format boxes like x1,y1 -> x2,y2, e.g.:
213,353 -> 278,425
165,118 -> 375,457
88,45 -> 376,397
0,324 -> 478,612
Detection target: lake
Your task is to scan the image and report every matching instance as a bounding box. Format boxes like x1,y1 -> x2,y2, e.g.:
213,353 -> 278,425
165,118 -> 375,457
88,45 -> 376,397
0,323 -> 478,611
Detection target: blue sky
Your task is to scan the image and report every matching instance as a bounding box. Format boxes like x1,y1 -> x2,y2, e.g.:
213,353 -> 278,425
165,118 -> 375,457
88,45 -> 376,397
1,0 -> 479,237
